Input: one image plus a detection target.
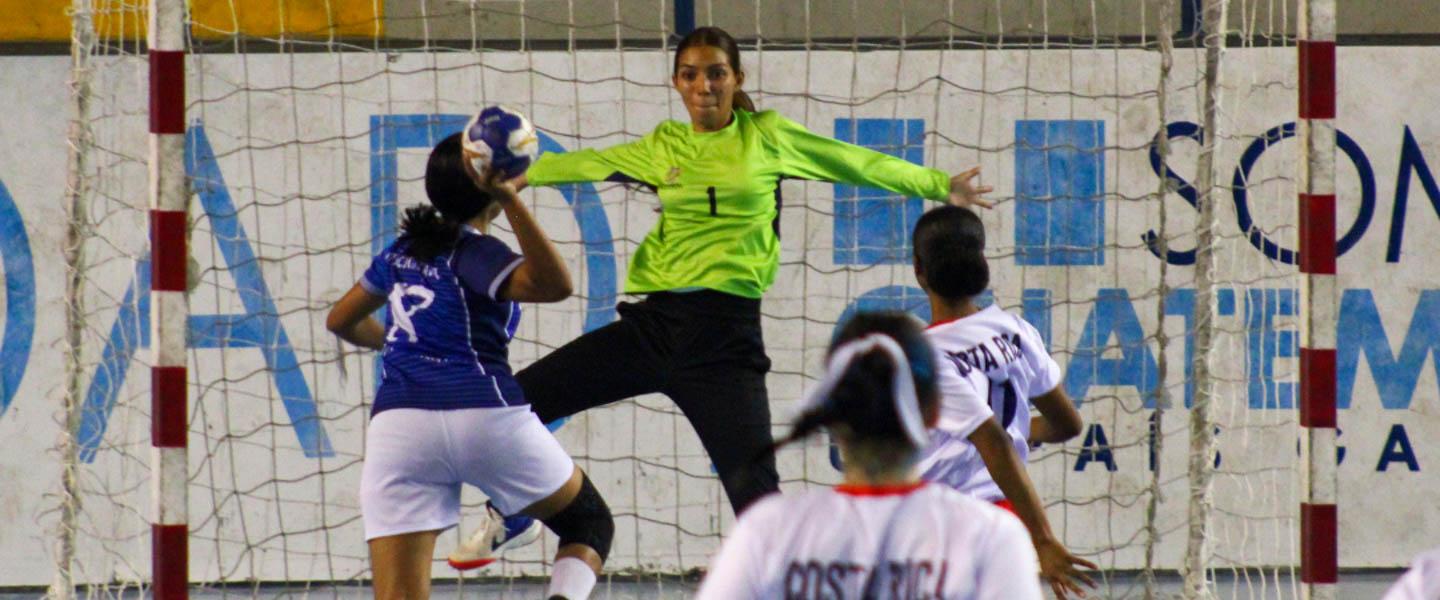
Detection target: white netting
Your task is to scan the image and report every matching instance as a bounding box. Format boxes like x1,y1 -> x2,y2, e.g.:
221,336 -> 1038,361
53,0 -> 1318,597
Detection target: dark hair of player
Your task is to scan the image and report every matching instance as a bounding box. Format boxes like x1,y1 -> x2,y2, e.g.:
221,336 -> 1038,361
912,205 -> 989,299
399,132 -> 498,261
771,311 -> 939,455
672,26 -> 756,113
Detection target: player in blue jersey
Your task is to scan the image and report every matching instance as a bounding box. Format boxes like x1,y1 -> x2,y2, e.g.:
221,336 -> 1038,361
326,133 -> 613,600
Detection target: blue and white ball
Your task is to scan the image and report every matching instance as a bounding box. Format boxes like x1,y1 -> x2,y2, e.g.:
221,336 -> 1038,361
462,105 -> 540,180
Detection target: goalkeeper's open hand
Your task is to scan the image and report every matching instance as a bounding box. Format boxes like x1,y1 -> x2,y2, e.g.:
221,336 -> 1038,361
949,166 -> 995,209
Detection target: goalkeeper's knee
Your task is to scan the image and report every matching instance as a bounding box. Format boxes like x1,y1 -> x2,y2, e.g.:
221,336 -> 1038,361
541,473 -> 614,562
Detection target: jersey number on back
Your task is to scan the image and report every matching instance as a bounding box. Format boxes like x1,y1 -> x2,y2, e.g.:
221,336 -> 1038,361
386,283 -> 435,343
988,379 -> 1021,428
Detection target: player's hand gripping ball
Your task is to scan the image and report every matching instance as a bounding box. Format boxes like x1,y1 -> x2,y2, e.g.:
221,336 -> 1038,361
462,105 -> 540,180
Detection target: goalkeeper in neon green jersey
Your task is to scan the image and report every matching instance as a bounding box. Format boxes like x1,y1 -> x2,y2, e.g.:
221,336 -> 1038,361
502,26 -> 991,519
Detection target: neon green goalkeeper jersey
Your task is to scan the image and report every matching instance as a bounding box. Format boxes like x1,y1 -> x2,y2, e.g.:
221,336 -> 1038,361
526,109 -> 950,299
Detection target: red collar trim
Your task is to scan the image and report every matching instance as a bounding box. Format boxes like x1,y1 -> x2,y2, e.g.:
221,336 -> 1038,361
926,317 -> 961,330
834,482 -> 927,497
927,305 -> 995,330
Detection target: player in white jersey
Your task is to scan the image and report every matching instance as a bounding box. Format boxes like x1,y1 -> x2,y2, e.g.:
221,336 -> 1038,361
911,205 -> 1095,599
1384,546 -> 1440,600
697,312 -> 1044,600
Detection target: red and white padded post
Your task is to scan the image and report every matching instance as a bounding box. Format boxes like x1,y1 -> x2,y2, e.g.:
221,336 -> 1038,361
149,0 -> 187,598
1298,0 -> 1337,598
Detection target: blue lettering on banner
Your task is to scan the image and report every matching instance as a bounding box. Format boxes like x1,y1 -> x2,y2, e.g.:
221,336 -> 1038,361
1075,423 -> 1117,472
1149,121 -> 1380,266
0,178 -> 35,418
1337,289 -> 1440,410
1047,285 -> 1436,413
1060,287 -> 1241,408
1162,287 -> 1237,408
1015,120 -> 1106,266
1021,289 -> 1052,350
832,118 -> 927,265
1231,122 -> 1376,264
79,124 -> 335,462
1387,126 -> 1440,262
1064,289 -> 1158,406
80,260 -> 146,460
1247,288 -> 1299,409
1143,122 -> 1202,265
369,115 -> 618,432
1377,424 -> 1420,472
187,125 -> 331,457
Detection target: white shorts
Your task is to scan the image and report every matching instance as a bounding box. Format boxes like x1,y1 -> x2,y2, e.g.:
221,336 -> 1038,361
360,406 -> 575,541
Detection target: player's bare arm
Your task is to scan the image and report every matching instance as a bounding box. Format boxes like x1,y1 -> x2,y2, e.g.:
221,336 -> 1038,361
464,165 -> 573,303
970,418 -> 1097,599
326,285 -> 387,350
1029,386 -> 1084,445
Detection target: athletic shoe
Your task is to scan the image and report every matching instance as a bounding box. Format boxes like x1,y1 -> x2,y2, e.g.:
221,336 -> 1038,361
447,504 -> 543,570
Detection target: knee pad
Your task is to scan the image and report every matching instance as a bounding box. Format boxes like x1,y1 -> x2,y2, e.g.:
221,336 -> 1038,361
541,474 -> 614,562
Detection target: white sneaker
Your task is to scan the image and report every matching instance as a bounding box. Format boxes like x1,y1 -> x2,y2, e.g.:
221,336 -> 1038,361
447,504 -> 543,570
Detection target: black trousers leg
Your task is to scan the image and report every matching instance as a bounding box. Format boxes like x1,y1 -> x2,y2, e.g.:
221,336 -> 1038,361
515,303 -> 669,424
662,309 -> 780,515
665,371 -> 779,515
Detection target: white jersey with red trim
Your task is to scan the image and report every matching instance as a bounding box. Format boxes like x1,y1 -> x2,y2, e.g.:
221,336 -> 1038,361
917,304 -> 1063,501
696,483 -> 1041,600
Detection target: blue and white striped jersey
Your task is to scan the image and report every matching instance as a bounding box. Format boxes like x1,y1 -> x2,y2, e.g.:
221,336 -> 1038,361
360,227 -> 525,415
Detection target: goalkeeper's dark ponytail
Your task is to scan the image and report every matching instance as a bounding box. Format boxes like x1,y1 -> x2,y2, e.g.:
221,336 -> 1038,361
401,132 -> 496,261
732,89 -> 756,113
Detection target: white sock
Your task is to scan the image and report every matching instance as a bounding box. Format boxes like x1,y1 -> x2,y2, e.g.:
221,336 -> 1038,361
545,557 -> 597,600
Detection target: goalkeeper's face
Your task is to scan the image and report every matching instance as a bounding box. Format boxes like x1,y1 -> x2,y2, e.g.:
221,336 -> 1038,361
673,45 -> 745,131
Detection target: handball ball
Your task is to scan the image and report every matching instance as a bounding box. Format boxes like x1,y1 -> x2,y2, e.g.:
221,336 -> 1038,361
462,105 -> 540,180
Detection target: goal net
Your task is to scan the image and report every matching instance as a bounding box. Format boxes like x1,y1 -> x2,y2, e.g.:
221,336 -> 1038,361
52,0 -> 1320,596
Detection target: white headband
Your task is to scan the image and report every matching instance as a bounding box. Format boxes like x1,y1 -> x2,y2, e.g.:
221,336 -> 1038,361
799,334 -> 929,448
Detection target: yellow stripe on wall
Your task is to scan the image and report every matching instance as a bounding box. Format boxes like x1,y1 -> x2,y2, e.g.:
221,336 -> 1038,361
0,0 -> 72,41
190,0 -> 384,40
0,0 -> 383,42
